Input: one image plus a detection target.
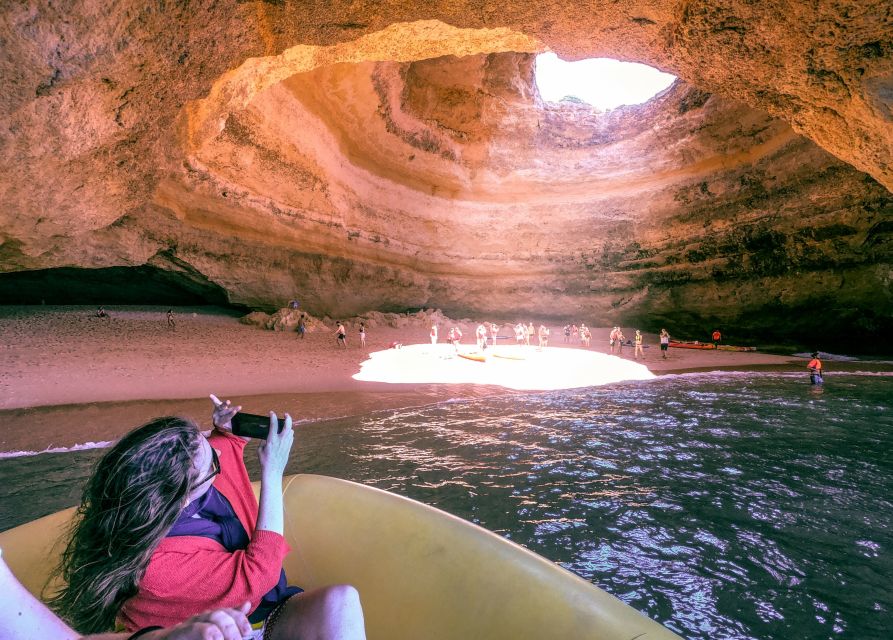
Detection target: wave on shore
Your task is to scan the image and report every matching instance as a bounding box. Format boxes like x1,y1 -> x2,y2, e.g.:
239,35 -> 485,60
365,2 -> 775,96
0,440 -> 114,460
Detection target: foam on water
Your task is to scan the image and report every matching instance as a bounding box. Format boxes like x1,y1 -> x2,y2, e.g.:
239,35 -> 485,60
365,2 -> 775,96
0,440 -> 114,459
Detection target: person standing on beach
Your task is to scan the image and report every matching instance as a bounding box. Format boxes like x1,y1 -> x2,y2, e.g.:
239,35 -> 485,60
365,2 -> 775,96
712,329 -> 722,349
660,328 -> 670,359
359,322 -> 366,348
167,309 -> 175,330
634,330 -> 644,360
447,326 -> 460,353
538,324 -> 550,350
476,324 -> 488,350
563,325 -> 571,343
609,327 -> 617,354
297,314 -> 306,339
430,324 -> 438,345
514,323 -> 525,345
336,321 -> 347,348
489,323 -> 500,348
616,328 -> 625,355
807,351 -> 824,385
526,322 -> 534,347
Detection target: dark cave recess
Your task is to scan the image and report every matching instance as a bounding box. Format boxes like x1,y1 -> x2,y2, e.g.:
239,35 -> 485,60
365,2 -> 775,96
0,265 -> 242,307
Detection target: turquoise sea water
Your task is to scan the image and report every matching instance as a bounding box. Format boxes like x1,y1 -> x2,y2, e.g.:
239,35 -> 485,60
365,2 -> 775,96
1,371 -> 891,639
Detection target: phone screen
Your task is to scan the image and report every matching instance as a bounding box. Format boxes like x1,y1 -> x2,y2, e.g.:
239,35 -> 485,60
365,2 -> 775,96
231,413 -> 284,439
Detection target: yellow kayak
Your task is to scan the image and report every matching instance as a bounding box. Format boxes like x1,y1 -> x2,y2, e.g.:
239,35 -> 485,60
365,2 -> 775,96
0,474 -> 680,639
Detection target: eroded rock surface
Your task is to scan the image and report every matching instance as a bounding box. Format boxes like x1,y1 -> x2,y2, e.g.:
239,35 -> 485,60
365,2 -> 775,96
1,3 -> 891,348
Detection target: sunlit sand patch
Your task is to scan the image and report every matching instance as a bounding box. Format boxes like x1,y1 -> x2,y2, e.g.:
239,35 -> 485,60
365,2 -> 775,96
353,344 -> 654,390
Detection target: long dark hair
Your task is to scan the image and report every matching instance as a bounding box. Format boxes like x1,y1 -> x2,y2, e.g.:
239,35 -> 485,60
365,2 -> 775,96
48,417 -> 202,633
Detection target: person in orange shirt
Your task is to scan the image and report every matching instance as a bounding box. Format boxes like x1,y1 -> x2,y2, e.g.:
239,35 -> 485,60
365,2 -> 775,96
807,351 -> 824,385
711,329 -> 722,348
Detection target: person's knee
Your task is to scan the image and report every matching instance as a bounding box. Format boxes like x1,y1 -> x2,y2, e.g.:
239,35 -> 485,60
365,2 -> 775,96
323,584 -> 361,611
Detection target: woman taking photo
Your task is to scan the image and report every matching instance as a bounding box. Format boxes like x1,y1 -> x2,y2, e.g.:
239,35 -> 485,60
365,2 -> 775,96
50,395 -> 365,639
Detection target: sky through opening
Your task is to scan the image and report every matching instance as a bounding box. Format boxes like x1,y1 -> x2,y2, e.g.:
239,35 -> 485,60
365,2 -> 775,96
535,53 -> 676,111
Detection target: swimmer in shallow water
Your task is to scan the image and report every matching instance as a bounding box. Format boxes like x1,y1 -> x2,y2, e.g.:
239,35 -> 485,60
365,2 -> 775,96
807,351 -> 824,385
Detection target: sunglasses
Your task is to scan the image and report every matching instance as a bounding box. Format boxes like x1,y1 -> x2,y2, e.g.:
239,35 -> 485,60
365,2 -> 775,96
194,446 -> 220,487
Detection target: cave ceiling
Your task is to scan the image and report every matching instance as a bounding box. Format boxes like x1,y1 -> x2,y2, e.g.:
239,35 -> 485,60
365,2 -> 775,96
0,2 -> 891,346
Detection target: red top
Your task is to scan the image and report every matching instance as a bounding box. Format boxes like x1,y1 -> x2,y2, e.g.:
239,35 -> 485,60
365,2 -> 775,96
712,331 -> 721,341
118,430 -> 290,631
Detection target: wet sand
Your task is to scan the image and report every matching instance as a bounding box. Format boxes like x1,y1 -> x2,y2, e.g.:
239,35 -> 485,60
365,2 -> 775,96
0,305 -> 802,453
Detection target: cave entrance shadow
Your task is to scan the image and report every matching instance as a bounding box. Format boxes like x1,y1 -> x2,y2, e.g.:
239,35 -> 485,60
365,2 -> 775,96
0,265 -> 242,308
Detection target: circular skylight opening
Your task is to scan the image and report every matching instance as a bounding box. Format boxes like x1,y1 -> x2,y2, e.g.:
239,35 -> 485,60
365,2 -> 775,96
535,53 -> 676,111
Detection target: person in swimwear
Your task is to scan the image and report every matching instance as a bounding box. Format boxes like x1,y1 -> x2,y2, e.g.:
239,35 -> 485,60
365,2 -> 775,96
335,321 -> 347,348
514,323 -> 525,345
489,323 -> 500,348
807,351 -> 824,385
429,324 -> 438,345
476,324 -> 488,350
634,330 -> 644,360
448,326 -> 462,353
659,329 -> 670,359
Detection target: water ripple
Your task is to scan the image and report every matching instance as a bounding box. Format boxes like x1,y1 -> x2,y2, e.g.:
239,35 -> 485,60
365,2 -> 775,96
2,373 -> 892,638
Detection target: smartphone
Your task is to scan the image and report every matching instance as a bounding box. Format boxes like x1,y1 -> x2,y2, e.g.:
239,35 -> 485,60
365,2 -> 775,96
231,412 -> 285,439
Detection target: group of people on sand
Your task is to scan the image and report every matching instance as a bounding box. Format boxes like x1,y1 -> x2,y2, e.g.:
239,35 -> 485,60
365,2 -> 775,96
330,320 -> 366,349
1,395 -> 367,640
508,322 -> 551,349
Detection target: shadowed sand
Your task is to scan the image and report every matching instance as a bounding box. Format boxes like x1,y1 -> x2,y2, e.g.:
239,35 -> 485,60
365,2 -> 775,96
0,305 -> 799,453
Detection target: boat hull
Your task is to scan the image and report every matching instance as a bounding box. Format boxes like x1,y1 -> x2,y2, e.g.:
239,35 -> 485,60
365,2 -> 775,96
0,474 -> 680,639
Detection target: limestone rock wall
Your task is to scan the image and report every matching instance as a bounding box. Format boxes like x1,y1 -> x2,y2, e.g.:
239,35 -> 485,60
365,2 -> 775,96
1,3 -> 891,348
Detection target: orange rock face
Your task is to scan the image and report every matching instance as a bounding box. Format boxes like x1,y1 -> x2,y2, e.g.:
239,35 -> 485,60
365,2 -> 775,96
0,5 -> 891,348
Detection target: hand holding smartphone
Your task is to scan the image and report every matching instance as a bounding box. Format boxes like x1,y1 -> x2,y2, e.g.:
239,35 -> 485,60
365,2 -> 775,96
231,412 -> 286,440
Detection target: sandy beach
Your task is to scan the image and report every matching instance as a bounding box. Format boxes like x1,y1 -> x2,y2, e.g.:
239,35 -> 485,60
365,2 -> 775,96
0,305 -> 801,453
